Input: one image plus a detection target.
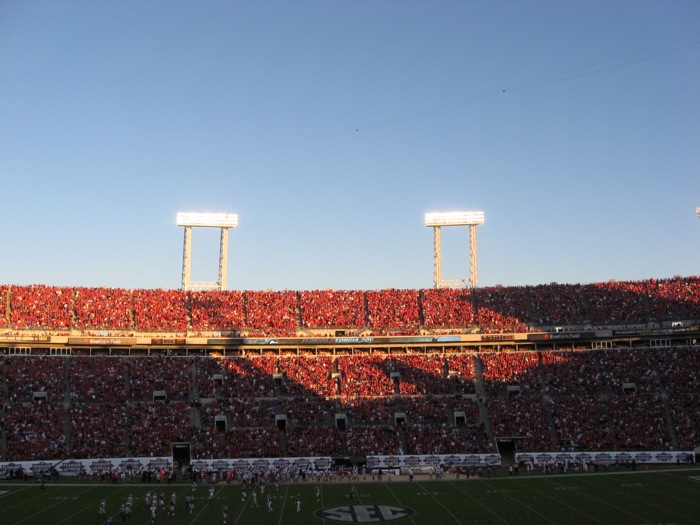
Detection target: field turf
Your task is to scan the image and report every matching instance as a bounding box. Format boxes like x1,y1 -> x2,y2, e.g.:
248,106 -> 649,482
1,467 -> 698,525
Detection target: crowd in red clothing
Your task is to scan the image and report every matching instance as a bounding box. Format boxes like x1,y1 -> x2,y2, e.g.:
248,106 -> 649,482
0,286 -> 8,327
648,276 -> 700,320
5,356 -> 65,402
194,356 -> 222,399
669,393 -> 700,450
474,286 -> 530,333
299,290 -> 366,329
132,289 -> 188,332
0,345 -> 699,462
487,395 -> 554,452
69,356 -> 129,402
225,427 -> 281,458
286,425 -> 343,457
346,425 -> 402,456
365,289 -> 420,332
540,350 -> 600,395
128,400 -> 192,457
1,276 -> 699,335
480,351 -> 541,396
551,394 -> 611,450
4,401 -> 66,460
73,287 -> 133,330
388,354 -> 452,396
341,396 -> 397,424
69,401 -> 127,458
128,356 -> 191,401
598,348 -> 663,394
405,423 -> 466,455
584,281 -> 651,324
420,288 -> 475,327
607,393 -> 672,450
243,290 -> 298,336
188,290 -> 245,331
528,283 -> 585,326
337,355 -> 395,397
662,346 -> 700,392
8,285 -> 73,331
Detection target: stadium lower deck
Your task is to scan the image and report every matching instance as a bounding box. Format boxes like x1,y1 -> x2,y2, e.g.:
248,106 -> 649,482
1,336 -> 699,464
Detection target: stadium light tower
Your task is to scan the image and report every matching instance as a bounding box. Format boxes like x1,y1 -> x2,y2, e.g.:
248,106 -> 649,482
425,211 -> 485,289
176,212 -> 239,291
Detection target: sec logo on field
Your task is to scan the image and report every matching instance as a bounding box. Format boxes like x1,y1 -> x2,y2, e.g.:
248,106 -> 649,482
316,505 -> 414,522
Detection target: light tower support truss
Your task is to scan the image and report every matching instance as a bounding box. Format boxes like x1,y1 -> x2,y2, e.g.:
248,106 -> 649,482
176,212 -> 239,291
425,211 -> 485,289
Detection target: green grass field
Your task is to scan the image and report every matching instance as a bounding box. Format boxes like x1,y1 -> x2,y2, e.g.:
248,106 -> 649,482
1,467 -> 699,525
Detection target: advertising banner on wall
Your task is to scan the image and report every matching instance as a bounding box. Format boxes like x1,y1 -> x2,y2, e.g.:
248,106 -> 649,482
0,451 -> 692,479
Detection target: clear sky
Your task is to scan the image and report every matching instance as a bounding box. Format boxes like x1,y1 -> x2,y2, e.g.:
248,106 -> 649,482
1,1 -> 699,292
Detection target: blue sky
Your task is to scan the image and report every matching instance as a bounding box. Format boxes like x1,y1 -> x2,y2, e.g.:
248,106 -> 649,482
1,1 -> 699,291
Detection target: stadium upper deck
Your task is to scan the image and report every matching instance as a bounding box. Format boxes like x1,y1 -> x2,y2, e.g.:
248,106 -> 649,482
1,276 -> 698,354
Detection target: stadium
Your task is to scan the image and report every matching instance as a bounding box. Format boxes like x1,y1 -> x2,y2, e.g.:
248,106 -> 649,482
3,1 -> 698,521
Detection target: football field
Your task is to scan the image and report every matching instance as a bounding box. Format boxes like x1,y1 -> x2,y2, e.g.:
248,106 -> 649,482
0,467 -> 698,525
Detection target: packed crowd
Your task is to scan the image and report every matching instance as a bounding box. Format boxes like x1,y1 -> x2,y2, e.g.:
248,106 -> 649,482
131,289 -> 188,332
0,345 -> 699,462
420,287 -> 475,327
539,350 -> 600,395
648,276 -> 700,320
7,285 -> 73,331
188,290 -> 245,331
1,276 -> 699,335
669,393 -> 700,450
128,400 -> 193,457
405,422 -> 467,455
607,393 -> 672,450
387,354 -> 453,396
4,400 -> 66,460
550,394 -> 612,450
299,289 -> 366,328
598,348 -> 662,393
128,356 -> 191,401
68,356 -> 129,402
0,286 -> 8,327
584,280 -> 651,324
286,425 -> 343,457
487,395 -> 554,452
72,287 -> 133,330
69,401 -> 128,458
365,289 -> 420,331
480,351 -> 541,396
243,290 -> 298,336
528,283 -> 585,326
474,286 -> 530,333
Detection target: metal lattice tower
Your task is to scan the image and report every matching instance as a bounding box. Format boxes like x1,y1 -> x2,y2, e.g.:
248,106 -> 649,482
176,212 -> 238,291
425,211 -> 485,289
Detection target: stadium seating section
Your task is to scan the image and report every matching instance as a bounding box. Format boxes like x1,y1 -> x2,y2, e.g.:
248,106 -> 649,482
0,277 -> 698,462
1,345 -> 699,461
1,276 -> 698,335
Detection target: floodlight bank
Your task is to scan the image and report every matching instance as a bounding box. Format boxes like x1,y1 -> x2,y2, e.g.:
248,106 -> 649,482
176,212 -> 239,228
424,211 -> 485,227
